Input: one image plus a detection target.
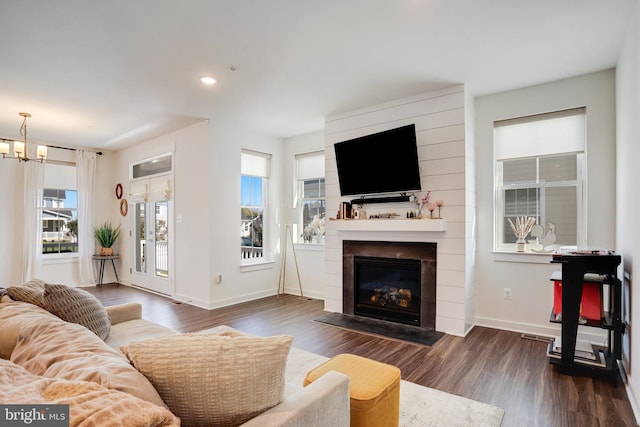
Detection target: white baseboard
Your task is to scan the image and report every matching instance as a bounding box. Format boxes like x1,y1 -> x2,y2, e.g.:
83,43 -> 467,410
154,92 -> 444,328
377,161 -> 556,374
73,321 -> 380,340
618,364 -> 640,425
475,316 -> 608,344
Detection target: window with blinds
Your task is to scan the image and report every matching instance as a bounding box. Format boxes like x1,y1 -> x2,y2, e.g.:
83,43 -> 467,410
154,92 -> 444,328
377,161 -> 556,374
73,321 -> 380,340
42,163 -> 78,254
493,108 -> 586,251
241,150 -> 271,263
295,151 -> 325,244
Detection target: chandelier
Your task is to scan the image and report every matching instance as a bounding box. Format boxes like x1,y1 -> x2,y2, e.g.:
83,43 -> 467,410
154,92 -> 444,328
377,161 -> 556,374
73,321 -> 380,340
0,112 -> 47,163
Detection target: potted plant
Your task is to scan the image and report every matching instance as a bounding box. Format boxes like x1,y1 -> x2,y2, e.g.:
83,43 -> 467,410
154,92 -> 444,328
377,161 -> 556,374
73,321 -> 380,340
93,221 -> 121,256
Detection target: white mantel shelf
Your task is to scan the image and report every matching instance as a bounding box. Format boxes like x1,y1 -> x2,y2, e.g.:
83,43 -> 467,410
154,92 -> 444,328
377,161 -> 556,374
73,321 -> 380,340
331,218 -> 447,232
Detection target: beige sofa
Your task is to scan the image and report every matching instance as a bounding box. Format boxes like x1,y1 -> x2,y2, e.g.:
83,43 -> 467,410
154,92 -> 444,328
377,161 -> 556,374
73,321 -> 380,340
0,296 -> 350,427
105,302 -> 351,426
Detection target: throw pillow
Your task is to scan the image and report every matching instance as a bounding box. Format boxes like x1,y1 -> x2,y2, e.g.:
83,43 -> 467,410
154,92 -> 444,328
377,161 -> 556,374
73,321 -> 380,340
43,283 -> 111,340
8,302 -> 167,408
121,332 -> 294,427
6,278 -> 46,307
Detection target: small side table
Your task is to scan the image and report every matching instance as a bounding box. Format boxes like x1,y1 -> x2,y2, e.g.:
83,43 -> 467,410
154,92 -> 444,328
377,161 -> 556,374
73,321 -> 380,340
92,254 -> 120,287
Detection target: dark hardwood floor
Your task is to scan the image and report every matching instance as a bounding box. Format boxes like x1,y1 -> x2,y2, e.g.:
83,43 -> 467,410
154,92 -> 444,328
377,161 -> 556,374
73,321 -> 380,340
87,284 -> 637,427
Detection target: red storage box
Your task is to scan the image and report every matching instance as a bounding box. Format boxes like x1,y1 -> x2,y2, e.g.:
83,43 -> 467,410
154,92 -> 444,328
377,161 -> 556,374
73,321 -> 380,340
553,281 -> 602,321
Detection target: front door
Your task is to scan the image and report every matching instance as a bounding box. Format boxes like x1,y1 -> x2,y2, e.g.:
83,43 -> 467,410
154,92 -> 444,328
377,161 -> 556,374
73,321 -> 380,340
131,200 -> 172,295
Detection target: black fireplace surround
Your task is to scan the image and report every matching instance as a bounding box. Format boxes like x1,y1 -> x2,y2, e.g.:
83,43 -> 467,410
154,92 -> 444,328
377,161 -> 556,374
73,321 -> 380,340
342,240 -> 437,330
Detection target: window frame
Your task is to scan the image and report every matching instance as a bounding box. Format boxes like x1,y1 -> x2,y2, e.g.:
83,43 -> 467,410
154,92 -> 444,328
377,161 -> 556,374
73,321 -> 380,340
493,109 -> 586,253
294,151 -> 325,245
41,163 -> 79,258
494,154 -> 585,252
240,150 -> 271,265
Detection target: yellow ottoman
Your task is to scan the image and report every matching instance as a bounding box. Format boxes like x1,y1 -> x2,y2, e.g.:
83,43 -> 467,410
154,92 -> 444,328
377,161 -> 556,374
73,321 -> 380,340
304,353 -> 401,427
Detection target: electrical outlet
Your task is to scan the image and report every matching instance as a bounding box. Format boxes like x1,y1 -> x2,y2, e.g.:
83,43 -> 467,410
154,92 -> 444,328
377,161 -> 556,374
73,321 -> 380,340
503,288 -> 512,300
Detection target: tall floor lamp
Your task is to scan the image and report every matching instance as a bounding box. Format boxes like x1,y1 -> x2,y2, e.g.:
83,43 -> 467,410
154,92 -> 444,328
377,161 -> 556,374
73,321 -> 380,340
277,208 -> 303,298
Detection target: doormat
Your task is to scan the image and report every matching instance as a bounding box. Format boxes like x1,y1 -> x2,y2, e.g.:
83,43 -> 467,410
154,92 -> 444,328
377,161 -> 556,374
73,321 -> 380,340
314,312 -> 444,347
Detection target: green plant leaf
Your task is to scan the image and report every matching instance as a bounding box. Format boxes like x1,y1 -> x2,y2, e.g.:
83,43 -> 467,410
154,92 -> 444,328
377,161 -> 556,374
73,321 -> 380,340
93,221 -> 121,248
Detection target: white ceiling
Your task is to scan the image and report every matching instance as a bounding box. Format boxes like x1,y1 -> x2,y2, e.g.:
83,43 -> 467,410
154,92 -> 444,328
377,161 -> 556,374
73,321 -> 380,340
0,0 -> 636,150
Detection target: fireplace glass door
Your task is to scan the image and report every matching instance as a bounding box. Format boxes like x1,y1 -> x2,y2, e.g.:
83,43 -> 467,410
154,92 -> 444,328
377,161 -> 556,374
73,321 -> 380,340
354,256 -> 421,325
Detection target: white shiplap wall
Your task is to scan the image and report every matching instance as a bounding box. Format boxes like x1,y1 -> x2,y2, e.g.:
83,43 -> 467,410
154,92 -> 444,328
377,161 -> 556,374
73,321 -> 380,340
323,85 -> 472,336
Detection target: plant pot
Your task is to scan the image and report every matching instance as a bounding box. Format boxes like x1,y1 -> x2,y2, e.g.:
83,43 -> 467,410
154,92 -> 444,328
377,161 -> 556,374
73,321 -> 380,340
100,247 -> 114,256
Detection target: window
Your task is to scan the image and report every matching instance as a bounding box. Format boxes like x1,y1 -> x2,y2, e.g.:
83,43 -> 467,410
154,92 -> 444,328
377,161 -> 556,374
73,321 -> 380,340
494,108 -> 585,252
131,153 -> 172,179
42,163 -> 78,254
241,150 -> 271,262
295,151 -> 325,244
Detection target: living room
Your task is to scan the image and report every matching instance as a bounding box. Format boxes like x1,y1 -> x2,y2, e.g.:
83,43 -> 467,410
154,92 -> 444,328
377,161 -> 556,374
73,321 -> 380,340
1,1 -> 640,425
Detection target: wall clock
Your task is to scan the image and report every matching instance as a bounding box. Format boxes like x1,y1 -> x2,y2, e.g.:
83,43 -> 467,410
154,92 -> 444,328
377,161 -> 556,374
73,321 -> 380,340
119,199 -> 128,216
115,183 -> 123,200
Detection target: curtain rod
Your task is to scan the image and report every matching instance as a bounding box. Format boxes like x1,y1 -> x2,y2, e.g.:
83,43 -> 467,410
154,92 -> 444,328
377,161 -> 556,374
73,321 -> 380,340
0,139 -> 103,156
47,144 -> 103,156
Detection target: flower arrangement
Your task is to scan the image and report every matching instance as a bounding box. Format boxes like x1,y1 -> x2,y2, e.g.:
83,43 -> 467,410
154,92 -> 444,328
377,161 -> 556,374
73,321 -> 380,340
426,202 -> 437,218
308,214 -> 325,236
302,214 -> 325,243
507,216 -> 536,243
419,190 -> 431,211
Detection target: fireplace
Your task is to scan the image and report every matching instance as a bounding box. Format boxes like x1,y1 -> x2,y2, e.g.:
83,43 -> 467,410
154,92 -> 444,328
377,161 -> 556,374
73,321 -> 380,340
343,240 -> 437,330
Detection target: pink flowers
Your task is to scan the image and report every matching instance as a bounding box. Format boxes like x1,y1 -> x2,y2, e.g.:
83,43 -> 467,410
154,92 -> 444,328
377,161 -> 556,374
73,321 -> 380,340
420,190 -> 431,209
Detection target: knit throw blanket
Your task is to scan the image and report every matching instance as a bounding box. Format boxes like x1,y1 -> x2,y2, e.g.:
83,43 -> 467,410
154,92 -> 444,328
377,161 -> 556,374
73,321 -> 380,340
0,359 -> 179,427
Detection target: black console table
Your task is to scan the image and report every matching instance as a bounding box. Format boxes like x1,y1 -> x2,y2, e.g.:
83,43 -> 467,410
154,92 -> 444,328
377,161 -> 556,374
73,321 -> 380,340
548,251 -> 623,382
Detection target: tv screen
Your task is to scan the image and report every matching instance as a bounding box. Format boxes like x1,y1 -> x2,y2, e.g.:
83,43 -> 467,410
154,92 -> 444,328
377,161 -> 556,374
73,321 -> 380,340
334,124 -> 421,196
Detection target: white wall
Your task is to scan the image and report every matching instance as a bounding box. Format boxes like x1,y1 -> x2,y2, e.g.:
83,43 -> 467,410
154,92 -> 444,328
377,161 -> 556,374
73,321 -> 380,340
464,88 -> 477,333
282,131 -> 326,299
113,120 -> 285,309
474,70 -> 617,340
616,1 -> 640,420
324,85 -> 472,336
207,120 -> 285,308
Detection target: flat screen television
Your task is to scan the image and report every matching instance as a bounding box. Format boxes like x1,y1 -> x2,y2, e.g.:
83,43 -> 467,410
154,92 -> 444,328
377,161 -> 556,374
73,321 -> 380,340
334,124 -> 421,197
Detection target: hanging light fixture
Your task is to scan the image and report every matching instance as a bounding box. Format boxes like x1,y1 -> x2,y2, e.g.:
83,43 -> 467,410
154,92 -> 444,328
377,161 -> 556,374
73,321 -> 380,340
0,112 -> 47,163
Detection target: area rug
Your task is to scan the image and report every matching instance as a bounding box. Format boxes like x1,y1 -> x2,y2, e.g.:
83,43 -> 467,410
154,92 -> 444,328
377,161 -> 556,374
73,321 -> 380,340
198,326 -> 504,427
286,346 -> 504,427
314,312 -> 445,346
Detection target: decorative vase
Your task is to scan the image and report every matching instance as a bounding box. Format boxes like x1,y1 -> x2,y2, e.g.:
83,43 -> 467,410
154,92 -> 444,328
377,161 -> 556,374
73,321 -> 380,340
516,239 -> 526,253
100,247 -> 114,256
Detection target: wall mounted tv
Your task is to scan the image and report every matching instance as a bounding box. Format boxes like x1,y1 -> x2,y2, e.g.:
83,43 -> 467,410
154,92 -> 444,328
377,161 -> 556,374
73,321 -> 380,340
334,124 -> 421,201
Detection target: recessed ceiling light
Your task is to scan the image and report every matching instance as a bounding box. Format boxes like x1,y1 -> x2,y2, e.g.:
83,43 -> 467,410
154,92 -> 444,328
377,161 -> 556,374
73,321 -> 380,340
199,76 -> 216,85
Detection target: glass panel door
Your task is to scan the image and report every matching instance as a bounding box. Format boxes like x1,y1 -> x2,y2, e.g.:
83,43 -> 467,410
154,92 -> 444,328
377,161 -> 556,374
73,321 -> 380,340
134,203 -> 146,273
154,200 -> 169,278
131,200 -> 172,295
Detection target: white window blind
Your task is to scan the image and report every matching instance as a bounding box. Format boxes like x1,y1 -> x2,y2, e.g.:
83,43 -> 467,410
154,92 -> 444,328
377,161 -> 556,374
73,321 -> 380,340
295,151 -> 324,180
241,150 -> 271,177
44,163 -> 76,189
130,177 -> 171,203
494,108 -> 586,161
